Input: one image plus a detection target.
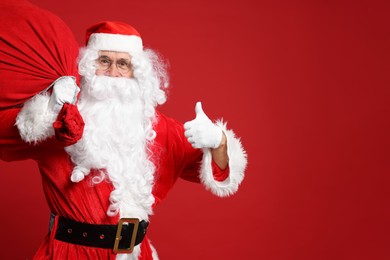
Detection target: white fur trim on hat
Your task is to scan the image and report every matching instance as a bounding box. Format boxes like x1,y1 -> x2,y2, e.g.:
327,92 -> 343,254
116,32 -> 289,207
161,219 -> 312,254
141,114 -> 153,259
199,120 -> 247,197
16,93 -> 57,144
88,33 -> 143,54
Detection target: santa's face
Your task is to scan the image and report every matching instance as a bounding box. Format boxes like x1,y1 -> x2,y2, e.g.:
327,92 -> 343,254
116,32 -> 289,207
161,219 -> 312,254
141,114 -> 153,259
95,51 -> 133,78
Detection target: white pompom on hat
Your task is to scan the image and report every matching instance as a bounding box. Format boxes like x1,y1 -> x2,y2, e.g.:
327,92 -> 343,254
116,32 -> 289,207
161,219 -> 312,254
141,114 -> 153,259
85,21 -> 143,54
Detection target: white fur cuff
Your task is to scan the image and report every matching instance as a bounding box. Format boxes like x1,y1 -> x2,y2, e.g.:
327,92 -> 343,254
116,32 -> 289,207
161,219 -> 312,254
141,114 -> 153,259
16,93 -> 57,144
200,120 -> 247,197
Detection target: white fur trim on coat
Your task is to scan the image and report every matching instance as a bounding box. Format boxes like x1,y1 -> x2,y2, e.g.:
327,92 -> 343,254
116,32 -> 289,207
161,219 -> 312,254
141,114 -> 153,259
151,242 -> 159,260
115,245 -> 140,260
114,240 -> 159,260
15,93 -> 57,144
200,120 -> 247,197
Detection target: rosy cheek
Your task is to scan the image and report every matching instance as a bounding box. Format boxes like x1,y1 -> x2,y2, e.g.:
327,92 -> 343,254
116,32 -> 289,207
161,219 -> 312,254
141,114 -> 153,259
95,69 -> 105,76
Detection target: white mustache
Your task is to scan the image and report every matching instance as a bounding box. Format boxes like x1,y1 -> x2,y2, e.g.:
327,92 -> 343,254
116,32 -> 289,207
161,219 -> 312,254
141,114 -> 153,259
84,75 -> 141,101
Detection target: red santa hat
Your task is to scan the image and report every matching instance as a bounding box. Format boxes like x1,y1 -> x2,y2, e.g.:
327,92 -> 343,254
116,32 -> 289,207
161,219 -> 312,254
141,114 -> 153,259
85,21 -> 143,54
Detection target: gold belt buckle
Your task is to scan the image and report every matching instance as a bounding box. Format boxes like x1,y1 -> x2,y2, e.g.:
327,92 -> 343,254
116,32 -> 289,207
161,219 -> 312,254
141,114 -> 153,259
113,218 -> 140,254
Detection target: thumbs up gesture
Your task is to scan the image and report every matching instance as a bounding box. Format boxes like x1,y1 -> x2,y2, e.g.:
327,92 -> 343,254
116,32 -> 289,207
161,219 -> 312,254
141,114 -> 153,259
184,102 -> 223,149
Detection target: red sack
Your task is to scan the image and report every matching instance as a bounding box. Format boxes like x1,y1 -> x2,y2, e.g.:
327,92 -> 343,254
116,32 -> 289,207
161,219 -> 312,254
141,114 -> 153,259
0,0 -> 79,109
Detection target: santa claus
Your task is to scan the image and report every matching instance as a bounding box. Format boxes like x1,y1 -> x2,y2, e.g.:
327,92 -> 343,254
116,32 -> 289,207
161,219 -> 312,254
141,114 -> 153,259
8,21 -> 247,259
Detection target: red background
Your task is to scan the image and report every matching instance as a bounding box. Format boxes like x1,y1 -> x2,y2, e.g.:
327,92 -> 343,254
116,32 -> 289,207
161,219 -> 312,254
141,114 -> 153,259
1,0 -> 389,259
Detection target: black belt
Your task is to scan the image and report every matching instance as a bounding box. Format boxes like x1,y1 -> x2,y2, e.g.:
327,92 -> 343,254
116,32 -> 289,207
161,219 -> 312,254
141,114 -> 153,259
52,214 -> 148,253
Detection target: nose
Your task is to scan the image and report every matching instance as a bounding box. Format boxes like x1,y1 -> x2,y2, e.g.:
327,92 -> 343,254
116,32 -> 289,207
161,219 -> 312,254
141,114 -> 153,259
107,64 -> 121,77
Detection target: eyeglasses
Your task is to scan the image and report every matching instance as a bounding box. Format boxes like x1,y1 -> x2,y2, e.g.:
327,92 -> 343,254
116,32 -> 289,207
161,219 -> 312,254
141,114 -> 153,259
96,56 -> 133,74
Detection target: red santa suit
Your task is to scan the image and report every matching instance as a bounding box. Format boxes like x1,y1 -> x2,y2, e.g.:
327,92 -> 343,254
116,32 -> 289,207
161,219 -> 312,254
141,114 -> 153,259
0,13 -> 247,259
0,99 -> 246,259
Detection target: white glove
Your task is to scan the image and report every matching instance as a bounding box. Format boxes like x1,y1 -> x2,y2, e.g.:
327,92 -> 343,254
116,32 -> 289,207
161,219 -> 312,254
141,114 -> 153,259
49,77 -> 80,113
184,102 -> 223,149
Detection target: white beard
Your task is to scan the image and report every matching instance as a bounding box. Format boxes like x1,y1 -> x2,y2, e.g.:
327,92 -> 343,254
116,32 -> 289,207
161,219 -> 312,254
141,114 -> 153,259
65,75 -> 156,220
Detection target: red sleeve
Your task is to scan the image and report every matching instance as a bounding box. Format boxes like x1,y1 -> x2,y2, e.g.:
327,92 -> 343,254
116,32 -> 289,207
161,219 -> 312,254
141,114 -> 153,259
158,113 -> 229,183
179,139 -> 203,183
211,160 -> 230,182
0,107 -> 23,146
0,108 -> 38,162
